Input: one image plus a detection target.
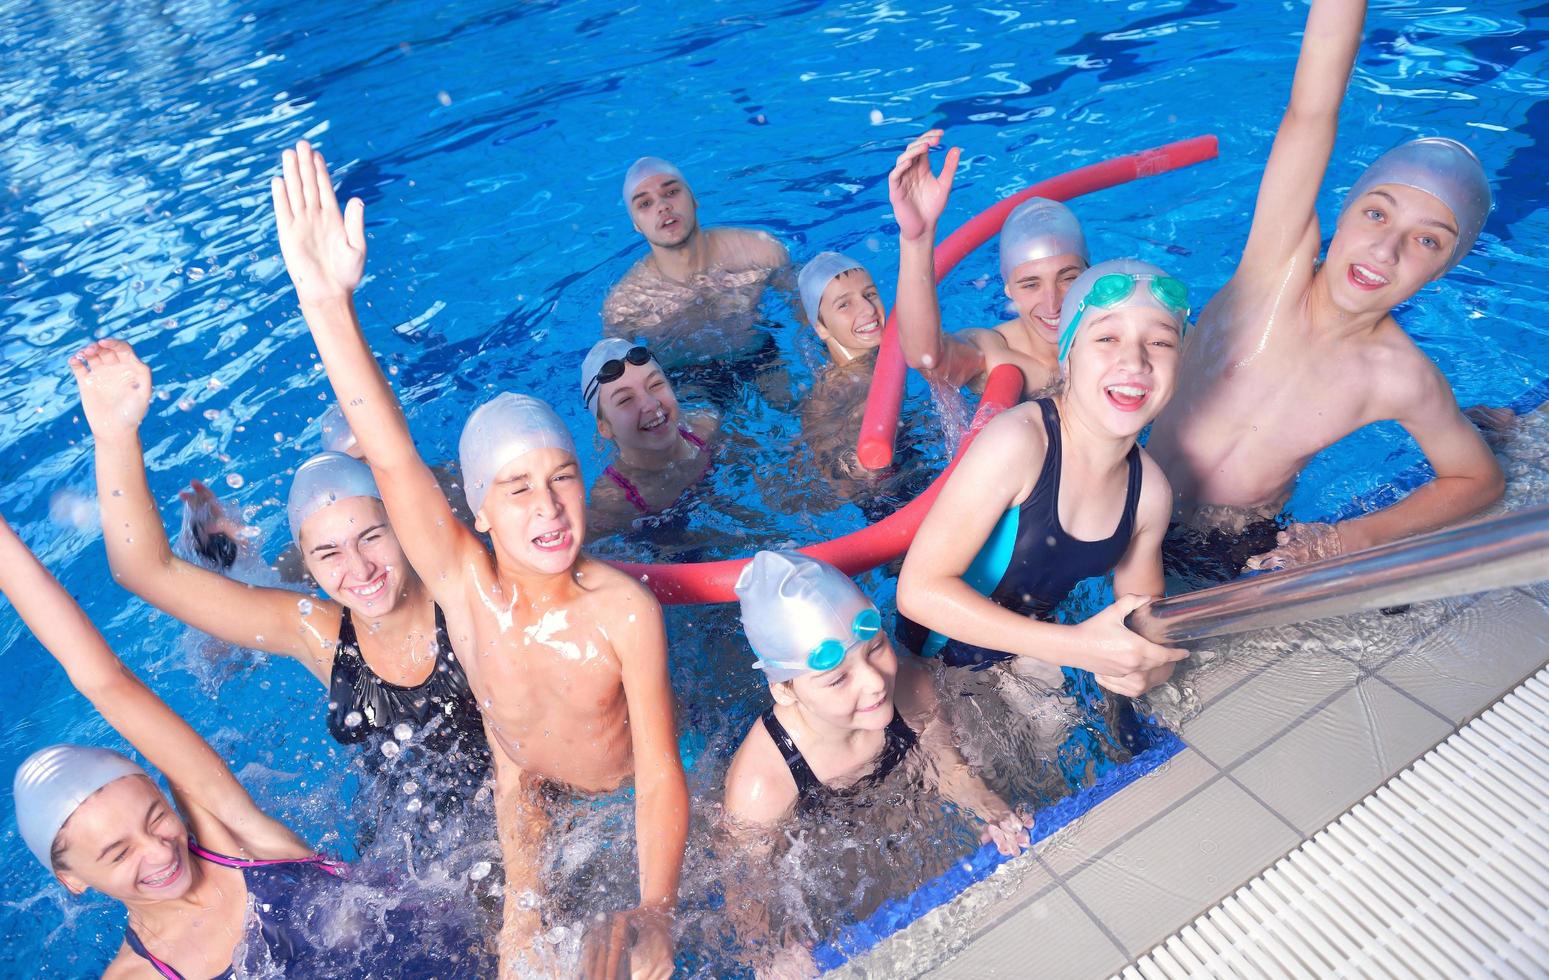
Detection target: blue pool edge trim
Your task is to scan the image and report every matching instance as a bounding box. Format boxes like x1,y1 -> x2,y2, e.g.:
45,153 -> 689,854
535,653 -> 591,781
811,729 -> 1186,970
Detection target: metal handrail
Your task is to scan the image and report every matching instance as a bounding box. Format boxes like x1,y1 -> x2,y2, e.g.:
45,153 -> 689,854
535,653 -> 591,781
1127,503 -> 1549,645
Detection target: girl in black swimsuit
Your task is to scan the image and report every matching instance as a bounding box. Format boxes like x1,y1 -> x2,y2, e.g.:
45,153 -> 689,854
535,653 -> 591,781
71,340 -> 491,842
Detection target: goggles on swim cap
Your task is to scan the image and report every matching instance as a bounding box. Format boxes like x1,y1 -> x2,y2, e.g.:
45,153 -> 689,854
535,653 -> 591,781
286,451 -> 381,542
999,197 -> 1089,283
797,251 -> 866,326
459,393 -> 576,516
14,745 -> 149,869
582,344 -> 654,414
1058,263 -> 1190,364
735,551 -> 883,683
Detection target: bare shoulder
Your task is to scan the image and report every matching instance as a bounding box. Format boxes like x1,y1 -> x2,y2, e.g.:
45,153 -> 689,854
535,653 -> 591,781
684,408 -> 722,443
963,326 -> 1009,352
1135,448 -> 1175,526
712,227 -> 789,269
973,400 -> 1049,456
1363,320 -> 1453,421
576,556 -> 663,632
724,717 -> 797,825
104,946 -> 161,980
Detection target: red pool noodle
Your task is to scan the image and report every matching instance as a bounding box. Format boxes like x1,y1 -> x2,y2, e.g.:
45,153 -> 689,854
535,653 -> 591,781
609,363 -> 1024,604
855,133 -> 1221,471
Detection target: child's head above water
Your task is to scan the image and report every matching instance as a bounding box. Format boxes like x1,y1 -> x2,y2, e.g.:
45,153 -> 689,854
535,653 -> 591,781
459,393 -> 582,572
798,252 -> 885,363
999,198 -> 1090,343
288,451 -> 413,615
581,338 -> 684,453
622,156 -> 696,248
1057,258 -> 1189,437
14,745 -> 188,900
735,551 -> 898,731
1329,137 -> 1493,306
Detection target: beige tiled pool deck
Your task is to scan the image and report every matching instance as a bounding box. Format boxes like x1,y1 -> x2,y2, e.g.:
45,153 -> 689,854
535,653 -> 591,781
833,583 -> 1549,979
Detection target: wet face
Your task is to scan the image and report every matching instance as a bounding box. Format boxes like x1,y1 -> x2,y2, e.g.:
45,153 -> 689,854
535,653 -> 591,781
1064,304 -> 1181,439
596,360 -> 681,455
52,775 -> 193,904
1004,253 -> 1087,345
1327,185 -> 1459,312
299,496 -> 411,617
629,174 -> 698,248
477,447 -> 586,576
781,634 -> 899,733
815,269 -> 886,354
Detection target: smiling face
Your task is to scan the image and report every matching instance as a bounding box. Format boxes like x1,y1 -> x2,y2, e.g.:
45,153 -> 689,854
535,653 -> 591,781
778,634 -> 899,734
52,775 -> 193,904
1005,253 -> 1087,345
1326,184 -> 1459,313
1064,304 -> 1181,439
596,359 -> 681,455
815,268 -> 886,357
298,495 -> 411,616
629,174 -> 698,248
477,446 -> 586,576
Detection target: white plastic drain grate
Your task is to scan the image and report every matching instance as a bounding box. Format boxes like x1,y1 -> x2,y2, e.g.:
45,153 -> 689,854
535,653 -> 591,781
1118,667 -> 1549,980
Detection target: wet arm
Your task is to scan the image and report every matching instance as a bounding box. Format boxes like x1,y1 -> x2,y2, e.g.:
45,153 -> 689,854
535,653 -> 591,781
1341,372 -> 1504,551
896,658 -> 1017,829
1238,0 -> 1368,273
0,515 -> 284,835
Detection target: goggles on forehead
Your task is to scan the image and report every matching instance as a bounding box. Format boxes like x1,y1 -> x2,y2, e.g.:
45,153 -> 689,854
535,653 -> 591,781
1061,273 -> 1190,362
584,346 -> 654,407
804,607 -> 883,672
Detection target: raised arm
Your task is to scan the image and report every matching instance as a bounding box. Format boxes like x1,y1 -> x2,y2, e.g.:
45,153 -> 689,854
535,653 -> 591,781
70,340 -> 336,679
1237,0 -> 1368,276
0,513 -> 285,836
897,410 -> 1186,683
271,141 -> 482,607
889,131 -> 987,388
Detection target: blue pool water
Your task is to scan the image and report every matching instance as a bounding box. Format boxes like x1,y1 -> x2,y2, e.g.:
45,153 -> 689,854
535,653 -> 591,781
3,0 -> 1548,974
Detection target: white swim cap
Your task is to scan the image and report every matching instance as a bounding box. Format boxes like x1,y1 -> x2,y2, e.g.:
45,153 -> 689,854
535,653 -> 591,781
735,551 -> 882,683
999,198 -> 1089,283
622,157 -> 686,206
318,404 -> 357,455
14,745 -> 149,869
798,252 -> 866,326
1057,258 -> 1190,365
286,451 -> 381,542
1341,137 -> 1492,275
580,338 -> 657,415
459,393 -> 576,516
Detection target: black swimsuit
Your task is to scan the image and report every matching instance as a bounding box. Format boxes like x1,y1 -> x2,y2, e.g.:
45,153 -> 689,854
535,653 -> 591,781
327,605 -> 491,785
761,707 -> 918,815
900,397 -> 1144,669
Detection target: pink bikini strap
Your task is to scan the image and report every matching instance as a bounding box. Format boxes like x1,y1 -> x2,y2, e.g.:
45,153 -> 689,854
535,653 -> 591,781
604,465 -> 651,514
677,425 -> 707,450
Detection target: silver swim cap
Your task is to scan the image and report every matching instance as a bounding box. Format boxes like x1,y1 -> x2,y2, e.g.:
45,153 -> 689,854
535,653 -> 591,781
14,745 -> 149,869
734,551 -> 882,683
1341,137 -> 1492,275
580,338 -> 657,415
798,252 -> 866,326
999,198 -> 1089,283
459,393 -> 576,516
287,451 -> 381,542
1057,258 -> 1190,365
318,404 -> 357,456
622,157 -> 686,206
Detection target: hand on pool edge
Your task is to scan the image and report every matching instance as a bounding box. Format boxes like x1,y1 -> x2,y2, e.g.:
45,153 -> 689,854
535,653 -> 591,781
272,139 -> 366,306
979,808 -> 1034,857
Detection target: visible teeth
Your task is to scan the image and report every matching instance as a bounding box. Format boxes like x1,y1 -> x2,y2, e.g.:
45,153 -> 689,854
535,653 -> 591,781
143,861 -> 178,885
535,531 -> 564,545
1352,265 -> 1389,286
1108,385 -> 1146,398
641,412 -> 667,430
353,578 -> 385,597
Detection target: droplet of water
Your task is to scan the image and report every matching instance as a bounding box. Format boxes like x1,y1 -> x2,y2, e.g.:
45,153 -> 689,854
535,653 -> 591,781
226,474 -> 244,489
393,722 -> 413,742
343,711 -> 364,728
468,861 -> 492,882
402,780 -> 419,795
869,108 -> 884,125
405,797 -> 422,812
297,598 -> 314,616
380,740 -> 400,759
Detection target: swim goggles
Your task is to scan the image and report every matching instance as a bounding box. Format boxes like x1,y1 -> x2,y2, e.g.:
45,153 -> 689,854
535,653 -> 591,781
1059,273 -> 1189,362
583,345 -> 654,407
805,607 -> 883,672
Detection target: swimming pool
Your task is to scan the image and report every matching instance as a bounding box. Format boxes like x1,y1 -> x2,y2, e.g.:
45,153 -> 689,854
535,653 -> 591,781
3,0 -> 1547,974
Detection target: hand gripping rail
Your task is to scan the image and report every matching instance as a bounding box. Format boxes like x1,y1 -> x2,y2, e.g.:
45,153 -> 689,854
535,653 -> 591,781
1126,503 -> 1549,645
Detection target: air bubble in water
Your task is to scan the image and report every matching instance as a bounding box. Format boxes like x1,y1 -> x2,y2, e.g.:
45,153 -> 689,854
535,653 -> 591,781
344,711 -> 364,728
402,780 -> 419,795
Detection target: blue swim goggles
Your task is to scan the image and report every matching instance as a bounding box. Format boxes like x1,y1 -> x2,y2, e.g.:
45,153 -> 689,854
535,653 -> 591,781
805,607 -> 883,672
1059,272 -> 1190,363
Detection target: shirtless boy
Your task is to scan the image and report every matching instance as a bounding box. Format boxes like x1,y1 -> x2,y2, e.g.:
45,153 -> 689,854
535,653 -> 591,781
1146,0 -> 1503,574
890,130 -> 1091,396
272,140 -> 687,979
602,157 -> 791,406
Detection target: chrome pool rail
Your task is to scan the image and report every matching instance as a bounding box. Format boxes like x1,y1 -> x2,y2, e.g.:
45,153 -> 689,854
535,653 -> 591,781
1128,502 -> 1549,645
